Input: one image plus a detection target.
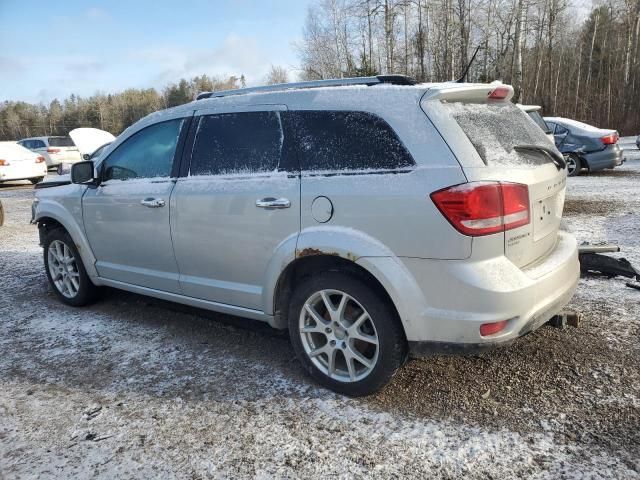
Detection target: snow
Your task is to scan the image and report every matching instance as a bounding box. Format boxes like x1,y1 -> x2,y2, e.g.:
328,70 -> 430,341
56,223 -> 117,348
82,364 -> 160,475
1,154 -> 640,477
442,101 -> 552,167
544,116 -> 615,135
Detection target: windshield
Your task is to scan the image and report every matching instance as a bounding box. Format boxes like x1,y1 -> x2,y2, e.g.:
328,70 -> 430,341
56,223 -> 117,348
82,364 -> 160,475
442,101 -> 554,167
527,111 -> 551,134
48,137 -> 75,147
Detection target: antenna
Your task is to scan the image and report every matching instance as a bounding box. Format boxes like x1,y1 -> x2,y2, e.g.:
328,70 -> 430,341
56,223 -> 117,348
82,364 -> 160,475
455,45 -> 482,83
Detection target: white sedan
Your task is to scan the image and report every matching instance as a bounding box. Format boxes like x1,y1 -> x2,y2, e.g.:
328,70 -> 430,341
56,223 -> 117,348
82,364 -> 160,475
0,142 -> 48,184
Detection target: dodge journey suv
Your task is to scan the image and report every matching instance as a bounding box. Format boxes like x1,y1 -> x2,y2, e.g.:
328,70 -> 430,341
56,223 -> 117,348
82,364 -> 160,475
33,76 -> 580,396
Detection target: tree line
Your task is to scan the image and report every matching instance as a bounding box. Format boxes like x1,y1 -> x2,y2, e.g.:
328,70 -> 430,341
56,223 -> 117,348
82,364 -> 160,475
2,0 -> 640,140
297,0 -> 640,134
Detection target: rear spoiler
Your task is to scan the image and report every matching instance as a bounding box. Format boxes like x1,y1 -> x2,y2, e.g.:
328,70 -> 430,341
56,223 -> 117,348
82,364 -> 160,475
421,83 -> 514,103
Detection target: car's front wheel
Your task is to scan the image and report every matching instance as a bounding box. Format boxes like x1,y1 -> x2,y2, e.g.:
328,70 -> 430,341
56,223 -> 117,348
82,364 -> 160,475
566,154 -> 582,176
44,229 -> 99,306
289,271 -> 406,396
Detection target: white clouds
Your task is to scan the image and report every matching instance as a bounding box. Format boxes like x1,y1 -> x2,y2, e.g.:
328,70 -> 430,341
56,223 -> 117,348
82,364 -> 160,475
130,34 -> 293,87
85,8 -> 110,20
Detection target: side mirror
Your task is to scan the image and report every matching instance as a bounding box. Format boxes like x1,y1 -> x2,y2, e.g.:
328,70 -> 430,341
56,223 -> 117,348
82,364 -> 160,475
82,153 -> 91,161
71,161 -> 95,184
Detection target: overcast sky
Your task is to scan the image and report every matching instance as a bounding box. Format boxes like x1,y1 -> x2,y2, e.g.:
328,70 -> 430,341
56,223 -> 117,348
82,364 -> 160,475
0,0 -> 311,104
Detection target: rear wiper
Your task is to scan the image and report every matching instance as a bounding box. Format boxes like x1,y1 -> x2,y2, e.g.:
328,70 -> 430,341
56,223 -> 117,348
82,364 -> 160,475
513,144 -> 566,171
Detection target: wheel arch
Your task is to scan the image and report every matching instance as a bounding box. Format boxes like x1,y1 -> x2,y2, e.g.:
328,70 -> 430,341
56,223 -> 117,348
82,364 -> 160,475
35,207 -> 98,278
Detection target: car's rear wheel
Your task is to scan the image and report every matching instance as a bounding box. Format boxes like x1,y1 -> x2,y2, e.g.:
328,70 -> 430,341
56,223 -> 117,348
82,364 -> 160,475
29,177 -> 45,184
288,271 -> 406,396
566,154 -> 582,176
44,229 -> 99,306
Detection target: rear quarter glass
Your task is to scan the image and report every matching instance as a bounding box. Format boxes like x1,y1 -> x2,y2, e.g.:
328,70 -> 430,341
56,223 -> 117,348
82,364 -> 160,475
441,101 -> 554,167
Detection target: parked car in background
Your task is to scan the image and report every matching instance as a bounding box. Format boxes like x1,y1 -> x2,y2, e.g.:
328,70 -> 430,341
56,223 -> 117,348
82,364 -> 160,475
635,134 -> 640,149
34,77 -> 579,396
0,142 -> 47,184
18,136 -> 82,169
544,117 -> 624,176
56,128 -> 116,175
517,104 -> 554,144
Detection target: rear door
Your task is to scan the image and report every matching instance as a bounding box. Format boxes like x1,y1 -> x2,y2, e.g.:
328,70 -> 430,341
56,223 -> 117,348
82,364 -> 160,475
422,89 -> 567,268
171,105 -> 300,311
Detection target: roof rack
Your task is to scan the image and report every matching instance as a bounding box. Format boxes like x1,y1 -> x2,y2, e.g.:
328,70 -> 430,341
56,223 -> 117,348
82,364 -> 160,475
195,74 -> 417,100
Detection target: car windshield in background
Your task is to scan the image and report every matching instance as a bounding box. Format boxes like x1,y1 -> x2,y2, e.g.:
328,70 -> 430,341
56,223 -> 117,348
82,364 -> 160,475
527,110 -> 552,134
442,101 -> 553,167
48,137 -> 75,147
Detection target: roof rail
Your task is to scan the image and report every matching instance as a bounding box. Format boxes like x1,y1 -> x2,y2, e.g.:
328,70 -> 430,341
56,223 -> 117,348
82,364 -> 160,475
196,74 -> 417,100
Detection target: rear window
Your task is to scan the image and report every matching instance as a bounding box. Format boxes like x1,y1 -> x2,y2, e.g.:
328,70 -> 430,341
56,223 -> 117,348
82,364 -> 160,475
527,111 -> 552,134
443,102 -> 553,167
284,111 -> 415,172
48,137 -> 75,147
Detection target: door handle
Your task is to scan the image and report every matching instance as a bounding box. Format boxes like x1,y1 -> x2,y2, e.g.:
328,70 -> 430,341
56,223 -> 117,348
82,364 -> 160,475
256,197 -> 291,209
141,198 -> 166,208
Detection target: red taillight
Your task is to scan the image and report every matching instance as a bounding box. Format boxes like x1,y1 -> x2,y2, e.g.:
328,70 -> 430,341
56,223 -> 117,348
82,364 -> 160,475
601,133 -> 618,145
47,148 -> 60,154
431,182 -> 530,236
480,320 -> 508,336
488,86 -> 510,100
0,159 -> 9,166
35,155 -> 45,163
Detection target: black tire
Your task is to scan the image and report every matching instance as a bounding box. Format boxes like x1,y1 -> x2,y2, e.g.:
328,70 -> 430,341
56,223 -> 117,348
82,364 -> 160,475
43,228 -> 99,306
288,271 -> 406,396
566,154 -> 582,177
29,177 -> 45,184
0,199 -> 4,226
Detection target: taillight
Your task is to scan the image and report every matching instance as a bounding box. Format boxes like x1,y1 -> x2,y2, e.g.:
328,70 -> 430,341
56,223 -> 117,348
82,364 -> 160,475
488,86 -> 510,100
0,159 -> 9,166
431,182 -> 530,236
35,155 -> 45,163
47,148 -> 60,154
601,133 -> 618,145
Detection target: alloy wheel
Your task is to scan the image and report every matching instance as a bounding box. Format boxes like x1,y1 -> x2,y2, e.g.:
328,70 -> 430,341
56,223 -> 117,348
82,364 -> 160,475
47,239 -> 80,298
299,289 -> 379,383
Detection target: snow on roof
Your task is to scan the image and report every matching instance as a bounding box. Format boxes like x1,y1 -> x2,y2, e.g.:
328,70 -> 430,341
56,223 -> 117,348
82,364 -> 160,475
544,117 -> 615,134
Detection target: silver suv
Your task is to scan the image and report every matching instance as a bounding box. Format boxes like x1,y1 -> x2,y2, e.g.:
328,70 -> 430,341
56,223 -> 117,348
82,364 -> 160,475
33,76 -> 580,396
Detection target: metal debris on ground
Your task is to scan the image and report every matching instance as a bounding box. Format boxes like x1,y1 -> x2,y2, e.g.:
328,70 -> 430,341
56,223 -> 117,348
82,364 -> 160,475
578,242 -> 640,289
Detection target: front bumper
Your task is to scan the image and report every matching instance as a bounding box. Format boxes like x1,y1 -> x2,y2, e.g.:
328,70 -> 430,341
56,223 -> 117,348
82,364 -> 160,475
395,231 -> 580,356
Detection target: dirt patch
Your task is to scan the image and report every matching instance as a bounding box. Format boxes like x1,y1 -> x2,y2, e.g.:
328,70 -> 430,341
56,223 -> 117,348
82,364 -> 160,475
564,199 -> 627,216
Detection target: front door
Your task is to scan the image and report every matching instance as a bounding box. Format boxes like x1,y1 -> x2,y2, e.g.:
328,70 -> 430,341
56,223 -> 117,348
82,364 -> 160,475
171,106 -> 300,311
82,117 -> 188,293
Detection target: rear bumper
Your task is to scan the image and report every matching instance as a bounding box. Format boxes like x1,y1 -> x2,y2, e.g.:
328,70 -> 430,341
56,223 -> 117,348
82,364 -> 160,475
583,144 -> 622,170
387,231 -> 579,355
0,163 -> 47,181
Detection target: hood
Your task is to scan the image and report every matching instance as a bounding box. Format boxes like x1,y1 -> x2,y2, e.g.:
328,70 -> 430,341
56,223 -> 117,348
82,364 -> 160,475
69,128 -> 116,156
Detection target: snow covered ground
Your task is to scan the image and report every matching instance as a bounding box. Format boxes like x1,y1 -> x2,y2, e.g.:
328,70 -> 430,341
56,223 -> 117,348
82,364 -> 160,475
0,155 -> 639,478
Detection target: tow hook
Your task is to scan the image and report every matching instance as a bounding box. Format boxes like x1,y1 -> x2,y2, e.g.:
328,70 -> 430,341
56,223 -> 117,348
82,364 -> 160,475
548,311 -> 583,329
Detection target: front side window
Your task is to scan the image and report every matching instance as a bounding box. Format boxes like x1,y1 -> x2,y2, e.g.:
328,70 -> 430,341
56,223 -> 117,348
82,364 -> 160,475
102,119 -> 184,181
190,111 -> 283,176
284,110 -> 415,171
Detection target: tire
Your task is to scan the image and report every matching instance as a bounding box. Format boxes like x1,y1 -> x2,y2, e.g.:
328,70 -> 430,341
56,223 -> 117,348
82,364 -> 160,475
43,228 -> 99,306
566,154 -> 582,177
0,200 -> 4,226
29,177 -> 45,185
288,271 -> 406,396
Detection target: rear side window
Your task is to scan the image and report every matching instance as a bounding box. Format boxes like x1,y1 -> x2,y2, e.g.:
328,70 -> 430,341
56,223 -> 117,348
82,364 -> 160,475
48,137 -> 74,147
527,111 -> 551,134
190,111 -> 283,176
284,111 -> 414,171
443,102 -> 553,167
